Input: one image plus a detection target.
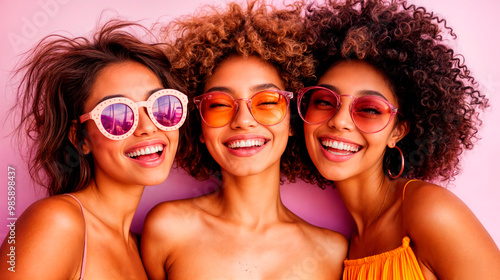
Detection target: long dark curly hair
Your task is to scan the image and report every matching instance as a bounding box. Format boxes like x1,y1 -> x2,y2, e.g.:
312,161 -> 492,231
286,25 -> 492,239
12,20 -> 185,196
296,0 -> 488,188
167,0 -> 316,182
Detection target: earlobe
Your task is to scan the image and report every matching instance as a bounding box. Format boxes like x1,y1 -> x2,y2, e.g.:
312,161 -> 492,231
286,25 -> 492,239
288,126 -> 295,137
69,120 -> 91,154
81,142 -> 91,154
199,133 -> 205,144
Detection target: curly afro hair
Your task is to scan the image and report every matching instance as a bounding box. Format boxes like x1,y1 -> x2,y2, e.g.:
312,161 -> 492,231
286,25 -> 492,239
296,0 -> 489,188
166,0 -> 316,182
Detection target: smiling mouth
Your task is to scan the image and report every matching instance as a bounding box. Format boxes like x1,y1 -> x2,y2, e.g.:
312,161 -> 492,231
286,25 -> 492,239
125,144 -> 164,159
225,139 -> 268,149
320,139 -> 361,155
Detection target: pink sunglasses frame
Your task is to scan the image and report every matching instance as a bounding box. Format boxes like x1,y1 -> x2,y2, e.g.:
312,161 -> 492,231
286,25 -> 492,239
79,89 -> 188,140
297,86 -> 400,133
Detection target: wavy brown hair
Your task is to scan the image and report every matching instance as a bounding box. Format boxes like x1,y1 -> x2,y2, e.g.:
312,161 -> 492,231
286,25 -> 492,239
12,19 -> 185,196
167,0 -> 316,182
296,0 -> 488,188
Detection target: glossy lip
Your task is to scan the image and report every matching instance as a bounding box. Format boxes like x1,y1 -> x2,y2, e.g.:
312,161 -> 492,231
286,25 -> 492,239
318,135 -> 362,162
223,134 -> 270,157
125,139 -> 168,168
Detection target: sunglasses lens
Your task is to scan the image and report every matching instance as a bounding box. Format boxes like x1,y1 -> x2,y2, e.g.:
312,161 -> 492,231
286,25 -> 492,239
250,91 -> 288,125
299,88 -> 396,133
300,88 -> 339,124
153,95 -> 184,127
199,93 -> 236,127
101,103 -> 134,136
352,97 -> 393,133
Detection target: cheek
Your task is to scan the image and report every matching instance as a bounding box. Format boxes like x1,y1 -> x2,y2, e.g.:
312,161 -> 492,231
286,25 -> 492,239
199,125 -> 222,155
200,125 -> 215,144
85,124 -> 113,151
303,124 -> 317,147
275,117 -> 291,137
166,130 -> 179,142
85,135 -> 121,167
303,124 -> 323,163
365,129 -> 393,146
164,130 -> 180,150
362,132 -> 393,161
269,114 -> 291,140
273,123 -> 291,151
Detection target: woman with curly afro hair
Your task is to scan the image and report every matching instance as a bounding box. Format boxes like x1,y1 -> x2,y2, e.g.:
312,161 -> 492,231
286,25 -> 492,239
295,0 -> 500,278
140,1 -> 347,279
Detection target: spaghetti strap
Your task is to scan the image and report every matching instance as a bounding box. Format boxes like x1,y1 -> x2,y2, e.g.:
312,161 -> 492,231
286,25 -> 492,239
402,179 -> 420,201
64,194 -> 87,280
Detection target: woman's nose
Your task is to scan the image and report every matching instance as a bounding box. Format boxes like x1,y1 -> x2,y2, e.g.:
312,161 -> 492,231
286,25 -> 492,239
134,108 -> 157,136
326,98 -> 355,132
229,100 -> 258,129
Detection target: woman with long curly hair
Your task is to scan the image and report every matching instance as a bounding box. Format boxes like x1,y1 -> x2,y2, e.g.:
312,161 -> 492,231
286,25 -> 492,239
140,1 -> 347,279
295,0 -> 500,278
0,20 -> 188,279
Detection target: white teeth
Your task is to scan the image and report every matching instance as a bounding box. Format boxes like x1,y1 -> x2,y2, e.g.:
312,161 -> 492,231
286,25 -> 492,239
126,144 -> 164,158
227,139 -> 265,149
332,141 -> 338,149
321,140 -> 360,153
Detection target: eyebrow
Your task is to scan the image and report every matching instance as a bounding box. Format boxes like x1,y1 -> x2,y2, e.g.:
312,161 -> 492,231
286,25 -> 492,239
204,83 -> 282,95
317,84 -> 389,101
251,83 -> 282,92
204,86 -> 232,94
93,88 -> 163,106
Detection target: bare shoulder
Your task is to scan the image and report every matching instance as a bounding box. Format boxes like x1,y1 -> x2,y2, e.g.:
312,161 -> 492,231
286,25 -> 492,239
402,180 -> 490,240
401,180 -> 477,233
14,194 -> 85,237
304,223 -> 348,249
289,220 -> 348,278
142,196 -> 210,243
402,180 -> 500,279
296,220 -> 349,260
144,199 -> 193,224
140,196 -> 213,278
0,195 -> 85,279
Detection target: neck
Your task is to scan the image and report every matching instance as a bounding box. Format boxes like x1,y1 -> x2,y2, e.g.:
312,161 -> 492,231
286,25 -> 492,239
216,162 -> 290,228
75,176 -> 145,238
335,172 -> 394,236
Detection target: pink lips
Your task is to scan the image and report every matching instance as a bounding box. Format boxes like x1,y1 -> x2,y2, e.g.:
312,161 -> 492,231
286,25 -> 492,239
223,134 -> 269,157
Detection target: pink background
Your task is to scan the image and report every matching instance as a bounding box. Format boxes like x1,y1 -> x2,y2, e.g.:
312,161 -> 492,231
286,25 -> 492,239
0,0 -> 499,247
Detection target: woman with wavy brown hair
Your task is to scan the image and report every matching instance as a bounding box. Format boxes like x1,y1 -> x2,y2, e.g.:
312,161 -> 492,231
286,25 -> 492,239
295,0 -> 500,279
0,20 -> 188,279
140,1 -> 347,279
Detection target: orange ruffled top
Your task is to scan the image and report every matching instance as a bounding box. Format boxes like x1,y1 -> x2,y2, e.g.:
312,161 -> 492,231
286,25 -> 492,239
343,237 -> 425,280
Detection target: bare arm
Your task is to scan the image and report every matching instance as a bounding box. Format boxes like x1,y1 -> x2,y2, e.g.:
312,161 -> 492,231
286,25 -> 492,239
321,230 -> 348,279
0,196 -> 85,280
404,183 -> 500,279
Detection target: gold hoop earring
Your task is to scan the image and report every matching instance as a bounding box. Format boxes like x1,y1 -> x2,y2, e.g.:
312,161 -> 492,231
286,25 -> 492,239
388,146 -> 404,179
